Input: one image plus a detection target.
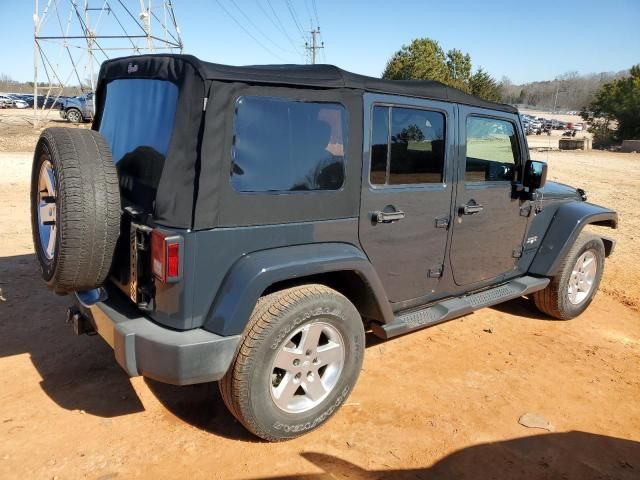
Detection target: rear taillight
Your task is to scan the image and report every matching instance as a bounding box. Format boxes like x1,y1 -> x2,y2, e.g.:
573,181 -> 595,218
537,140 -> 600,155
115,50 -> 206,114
150,229 -> 183,283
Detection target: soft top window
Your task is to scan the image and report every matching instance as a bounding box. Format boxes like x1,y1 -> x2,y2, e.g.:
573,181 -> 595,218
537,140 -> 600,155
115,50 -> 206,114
231,96 -> 347,193
99,78 -> 178,211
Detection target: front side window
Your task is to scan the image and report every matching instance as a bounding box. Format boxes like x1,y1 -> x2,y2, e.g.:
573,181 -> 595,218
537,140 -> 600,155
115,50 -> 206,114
465,116 -> 519,182
370,105 -> 446,185
231,96 -> 347,192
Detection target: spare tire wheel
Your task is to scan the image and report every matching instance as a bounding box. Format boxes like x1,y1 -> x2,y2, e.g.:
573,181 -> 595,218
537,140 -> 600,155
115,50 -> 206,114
30,127 -> 121,293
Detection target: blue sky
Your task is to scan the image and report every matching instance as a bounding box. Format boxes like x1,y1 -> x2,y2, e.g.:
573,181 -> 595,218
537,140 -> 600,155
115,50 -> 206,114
2,0 -> 639,84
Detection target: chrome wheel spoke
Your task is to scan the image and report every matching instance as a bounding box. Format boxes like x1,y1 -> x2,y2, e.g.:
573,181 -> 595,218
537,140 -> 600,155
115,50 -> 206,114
272,373 -> 299,403
300,323 -> 324,352
316,342 -> 342,366
272,347 -> 300,371
39,202 -> 56,224
46,225 -> 57,258
303,374 -> 327,401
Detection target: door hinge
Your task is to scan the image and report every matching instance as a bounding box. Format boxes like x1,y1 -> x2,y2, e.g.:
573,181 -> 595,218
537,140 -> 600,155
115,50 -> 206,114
428,264 -> 444,278
435,215 -> 450,229
512,246 -> 524,258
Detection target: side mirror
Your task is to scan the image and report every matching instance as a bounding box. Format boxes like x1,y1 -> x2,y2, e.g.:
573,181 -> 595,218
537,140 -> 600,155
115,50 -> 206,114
523,160 -> 547,191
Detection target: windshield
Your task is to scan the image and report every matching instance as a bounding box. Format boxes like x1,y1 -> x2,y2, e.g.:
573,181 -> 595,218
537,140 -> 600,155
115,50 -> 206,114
99,78 -> 178,211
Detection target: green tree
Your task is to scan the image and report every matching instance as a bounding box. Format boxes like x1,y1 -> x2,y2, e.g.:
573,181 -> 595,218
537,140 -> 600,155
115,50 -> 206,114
446,48 -> 472,92
382,38 -> 450,83
469,68 -> 502,102
382,37 -> 502,102
583,65 -> 640,141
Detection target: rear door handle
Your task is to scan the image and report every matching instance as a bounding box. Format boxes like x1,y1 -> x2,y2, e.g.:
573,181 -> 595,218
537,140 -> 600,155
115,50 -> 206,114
460,203 -> 484,215
373,210 -> 406,223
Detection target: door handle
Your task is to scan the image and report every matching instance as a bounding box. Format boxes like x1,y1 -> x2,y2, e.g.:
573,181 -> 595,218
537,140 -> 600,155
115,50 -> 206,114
460,203 -> 484,215
373,210 -> 406,223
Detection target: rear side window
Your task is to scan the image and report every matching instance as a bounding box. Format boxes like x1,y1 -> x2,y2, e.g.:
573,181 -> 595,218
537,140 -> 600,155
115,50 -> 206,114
370,105 -> 446,185
100,79 -> 178,164
99,79 -> 178,211
231,96 -> 347,193
465,116 -> 519,182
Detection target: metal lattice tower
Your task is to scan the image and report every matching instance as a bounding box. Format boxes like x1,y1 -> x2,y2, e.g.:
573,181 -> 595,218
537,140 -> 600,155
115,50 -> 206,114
33,0 -> 183,125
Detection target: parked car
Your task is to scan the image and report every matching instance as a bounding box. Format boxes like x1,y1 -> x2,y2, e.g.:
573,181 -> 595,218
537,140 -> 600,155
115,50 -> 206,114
574,123 -> 585,131
1,94 -> 29,109
0,96 -> 12,108
30,54 -> 617,442
22,94 -> 64,109
59,92 -> 93,123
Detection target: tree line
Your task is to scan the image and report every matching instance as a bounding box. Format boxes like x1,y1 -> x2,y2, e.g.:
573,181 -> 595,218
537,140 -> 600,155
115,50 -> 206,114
381,37 -> 638,142
501,70 -> 628,111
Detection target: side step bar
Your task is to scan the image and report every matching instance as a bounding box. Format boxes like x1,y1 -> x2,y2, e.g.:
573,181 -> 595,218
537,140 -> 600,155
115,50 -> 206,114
371,276 -> 549,340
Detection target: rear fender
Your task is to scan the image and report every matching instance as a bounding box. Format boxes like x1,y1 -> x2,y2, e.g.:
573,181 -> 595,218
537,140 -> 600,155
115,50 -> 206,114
203,243 -> 394,336
528,202 -> 617,277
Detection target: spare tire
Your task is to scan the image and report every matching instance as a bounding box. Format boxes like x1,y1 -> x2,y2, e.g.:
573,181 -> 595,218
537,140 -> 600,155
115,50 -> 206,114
30,128 -> 121,293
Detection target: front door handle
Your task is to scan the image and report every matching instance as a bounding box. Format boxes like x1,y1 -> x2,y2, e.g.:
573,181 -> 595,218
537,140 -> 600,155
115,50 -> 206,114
373,210 -> 406,223
460,203 -> 484,215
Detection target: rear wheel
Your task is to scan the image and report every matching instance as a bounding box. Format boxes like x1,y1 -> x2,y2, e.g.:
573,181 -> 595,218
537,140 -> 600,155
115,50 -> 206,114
533,233 -> 605,319
30,128 -> 120,293
66,108 -> 82,123
219,284 -> 365,441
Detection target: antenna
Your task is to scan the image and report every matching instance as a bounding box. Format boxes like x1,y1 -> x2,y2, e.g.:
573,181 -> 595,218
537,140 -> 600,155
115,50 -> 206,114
304,27 -> 323,65
33,0 -> 183,127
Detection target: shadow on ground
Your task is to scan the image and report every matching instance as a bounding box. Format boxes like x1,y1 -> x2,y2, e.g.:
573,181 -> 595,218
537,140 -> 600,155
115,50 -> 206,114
251,432 -> 639,479
0,253 -> 144,417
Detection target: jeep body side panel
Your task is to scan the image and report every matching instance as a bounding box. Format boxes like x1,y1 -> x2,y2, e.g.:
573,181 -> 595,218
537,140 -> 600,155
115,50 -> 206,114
145,218 -> 361,331
527,201 -> 618,276
358,93 -> 456,303
203,242 -> 394,336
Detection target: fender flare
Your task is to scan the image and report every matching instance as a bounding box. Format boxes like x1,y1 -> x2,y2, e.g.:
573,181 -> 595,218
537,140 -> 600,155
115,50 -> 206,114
528,201 -> 617,277
203,242 -> 394,336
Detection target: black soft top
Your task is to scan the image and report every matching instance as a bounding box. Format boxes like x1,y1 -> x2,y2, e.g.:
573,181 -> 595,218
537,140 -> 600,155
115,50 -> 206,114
94,54 -> 517,230
99,53 -> 517,114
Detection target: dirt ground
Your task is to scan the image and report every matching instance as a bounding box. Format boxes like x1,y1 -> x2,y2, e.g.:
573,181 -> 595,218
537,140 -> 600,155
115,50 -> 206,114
0,123 -> 639,479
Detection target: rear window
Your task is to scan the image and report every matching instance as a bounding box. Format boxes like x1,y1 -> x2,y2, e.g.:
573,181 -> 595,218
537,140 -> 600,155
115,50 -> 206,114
231,96 -> 347,193
99,79 -> 178,209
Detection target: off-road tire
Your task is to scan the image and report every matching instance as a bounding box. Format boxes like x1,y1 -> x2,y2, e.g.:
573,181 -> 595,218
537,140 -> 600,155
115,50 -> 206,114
30,127 -> 120,293
532,233 -> 605,320
66,108 -> 82,123
219,284 -> 365,441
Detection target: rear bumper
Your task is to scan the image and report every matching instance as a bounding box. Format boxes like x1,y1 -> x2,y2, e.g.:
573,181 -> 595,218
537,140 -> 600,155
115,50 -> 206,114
79,289 -> 241,385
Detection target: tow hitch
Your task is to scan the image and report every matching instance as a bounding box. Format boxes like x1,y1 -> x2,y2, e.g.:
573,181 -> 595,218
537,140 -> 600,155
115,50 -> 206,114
66,306 -> 96,336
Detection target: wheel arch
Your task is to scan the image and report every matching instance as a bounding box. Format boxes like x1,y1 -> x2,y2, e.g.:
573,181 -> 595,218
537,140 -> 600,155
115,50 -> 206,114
528,201 -> 617,277
203,243 -> 394,336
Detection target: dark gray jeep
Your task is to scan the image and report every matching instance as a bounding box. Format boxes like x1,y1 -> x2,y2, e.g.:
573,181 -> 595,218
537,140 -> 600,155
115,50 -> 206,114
30,54 -> 617,441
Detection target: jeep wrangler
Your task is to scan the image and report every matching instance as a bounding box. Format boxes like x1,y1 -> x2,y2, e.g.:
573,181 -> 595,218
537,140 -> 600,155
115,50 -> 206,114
30,54 -> 617,441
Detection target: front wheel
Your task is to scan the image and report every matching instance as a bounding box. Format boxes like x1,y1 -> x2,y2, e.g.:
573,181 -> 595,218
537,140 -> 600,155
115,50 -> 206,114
219,284 -> 365,441
532,233 -> 605,319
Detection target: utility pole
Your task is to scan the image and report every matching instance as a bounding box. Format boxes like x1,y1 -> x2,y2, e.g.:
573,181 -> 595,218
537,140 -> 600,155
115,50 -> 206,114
305,27 -> 323,64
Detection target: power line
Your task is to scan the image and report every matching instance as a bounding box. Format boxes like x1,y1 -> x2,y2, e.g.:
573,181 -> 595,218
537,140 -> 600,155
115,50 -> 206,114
229,0 -> 294,55
285,0 -> 306,39
303,0 -> 314,28
264,0 -> 304,59
214,0 -> 286,61
311,0 -> 320,27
